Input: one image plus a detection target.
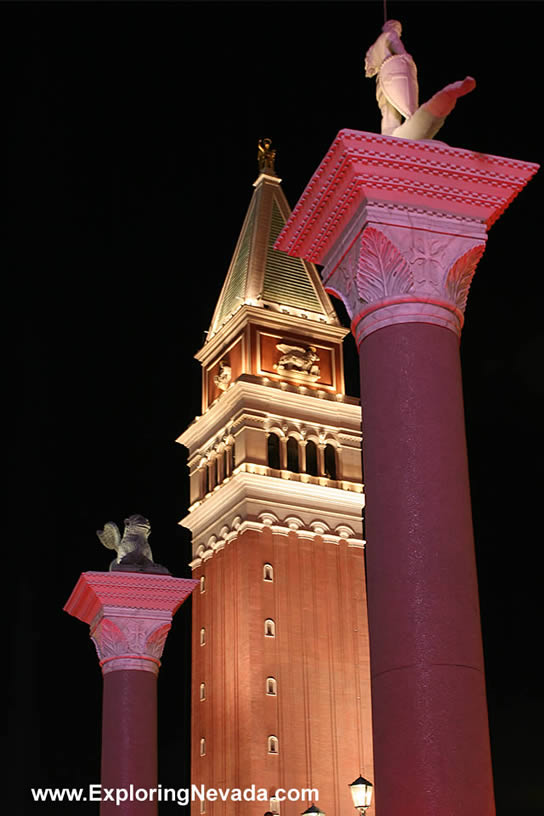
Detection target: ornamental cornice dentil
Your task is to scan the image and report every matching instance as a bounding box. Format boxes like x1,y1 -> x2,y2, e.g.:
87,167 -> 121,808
325,224 -> 485,345
189,511 -> 365,568
90,611 -> 173,676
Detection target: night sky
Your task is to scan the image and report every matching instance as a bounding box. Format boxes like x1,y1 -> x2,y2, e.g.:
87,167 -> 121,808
8,2 -> 542,814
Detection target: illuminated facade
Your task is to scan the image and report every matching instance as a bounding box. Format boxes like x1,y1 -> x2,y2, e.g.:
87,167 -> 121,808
178,145 -> 373,816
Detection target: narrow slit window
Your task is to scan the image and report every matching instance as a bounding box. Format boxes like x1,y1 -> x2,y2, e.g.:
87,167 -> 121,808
263,563 -> 274,582
266,677 -> 277,695
200,683 -> 206,701
200,575 -> 206,593
200,628 -> 206,646
265,619 -> 275,637
267,735 -> 279,754
200,738 -> 206,756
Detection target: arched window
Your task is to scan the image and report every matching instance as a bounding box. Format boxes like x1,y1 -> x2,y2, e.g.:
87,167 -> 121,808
200,682 -> 206,701
266,677 -> 277,695
200,575 -> 206,593
324,443 -> 337,480
265,619 -> 275,637
200,738 -> 206,756
200,628 -> 206,646
267,433 -> 281,470
216,454 -> 222,485
229,442 -> 236,473
286,436 -> 299,473
223,447 -> 229,477
267,735 -> 279,754
305,440 -> 318,476
263,563 -> 274,582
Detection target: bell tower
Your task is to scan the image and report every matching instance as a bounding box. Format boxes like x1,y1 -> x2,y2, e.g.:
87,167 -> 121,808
177,141 -> 373,816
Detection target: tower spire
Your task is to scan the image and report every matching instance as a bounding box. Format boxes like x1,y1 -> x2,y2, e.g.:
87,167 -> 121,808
206,140 -> 340,345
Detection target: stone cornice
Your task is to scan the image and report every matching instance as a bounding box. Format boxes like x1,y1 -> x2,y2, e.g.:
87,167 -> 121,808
275,130 -> 538,342
197,305 -> 347,368
275,129 -> 539,264
253,172 -> 283,187
64,572 -> 198,675
177,377 -> 361,455
189,461 -> 363,501
188,511 -> 365,569
179,470 -> 364,556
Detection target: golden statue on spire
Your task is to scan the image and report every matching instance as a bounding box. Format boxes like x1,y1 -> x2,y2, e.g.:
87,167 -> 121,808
257,138 -> 277,175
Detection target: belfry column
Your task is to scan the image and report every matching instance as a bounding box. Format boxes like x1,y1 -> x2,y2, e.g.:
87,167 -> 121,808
276,130 -> 538,816
64,572 -> 198,814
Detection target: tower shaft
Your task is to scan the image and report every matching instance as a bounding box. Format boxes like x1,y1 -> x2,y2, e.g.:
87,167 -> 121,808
178,149 -> 373,816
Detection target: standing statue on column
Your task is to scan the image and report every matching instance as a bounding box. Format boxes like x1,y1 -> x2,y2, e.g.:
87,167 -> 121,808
365,20 -> 476,140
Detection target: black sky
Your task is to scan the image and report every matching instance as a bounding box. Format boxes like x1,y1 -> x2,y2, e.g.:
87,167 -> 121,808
7,2 -> 543,814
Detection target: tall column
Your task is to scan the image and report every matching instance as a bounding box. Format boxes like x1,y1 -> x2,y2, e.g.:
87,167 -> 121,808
276,130 -> 538,816
64,571 -> 198,815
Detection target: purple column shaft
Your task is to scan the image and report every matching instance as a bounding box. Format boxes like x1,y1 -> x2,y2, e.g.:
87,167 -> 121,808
100,670 -> 158,815
359,322 -> 495,816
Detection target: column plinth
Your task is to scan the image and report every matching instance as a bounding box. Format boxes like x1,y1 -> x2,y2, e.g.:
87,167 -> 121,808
276,130 -> 538,816
64,571 -> 198,815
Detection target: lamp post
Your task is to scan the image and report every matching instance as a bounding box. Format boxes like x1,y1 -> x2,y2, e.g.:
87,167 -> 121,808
349,775 -> 373,814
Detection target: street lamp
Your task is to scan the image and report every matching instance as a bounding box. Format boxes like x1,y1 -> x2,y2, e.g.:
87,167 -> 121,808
349,775 -> 373,814
301,805 -> 326,816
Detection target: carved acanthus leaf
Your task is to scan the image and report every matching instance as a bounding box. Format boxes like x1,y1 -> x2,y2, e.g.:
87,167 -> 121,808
146,623 -> 172,660
356,227 -> 413,303
445,245 -> 485,312
91,617 -> 173,662
91,618 -> 127,662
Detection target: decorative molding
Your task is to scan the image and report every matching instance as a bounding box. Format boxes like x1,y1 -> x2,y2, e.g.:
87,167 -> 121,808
275,129 -> 539,265
356,228 -> 413,302
337,432 -> 364,446
186,505 -> 364,568
195,304 -> 348,369
274,129 -> 538,343
257,329 -> 339,392
326,224 -> 486,344
274,343 -> 321,381
177,378 -> 361,456
213,360 -> 232,391
445,244 -> 486,312
91,614 -> 172,676
64,573 -> 198,675
187,461 -> 363,517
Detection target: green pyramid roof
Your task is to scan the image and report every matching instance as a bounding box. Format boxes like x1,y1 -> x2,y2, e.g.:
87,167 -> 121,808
208,160 -> 340,342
